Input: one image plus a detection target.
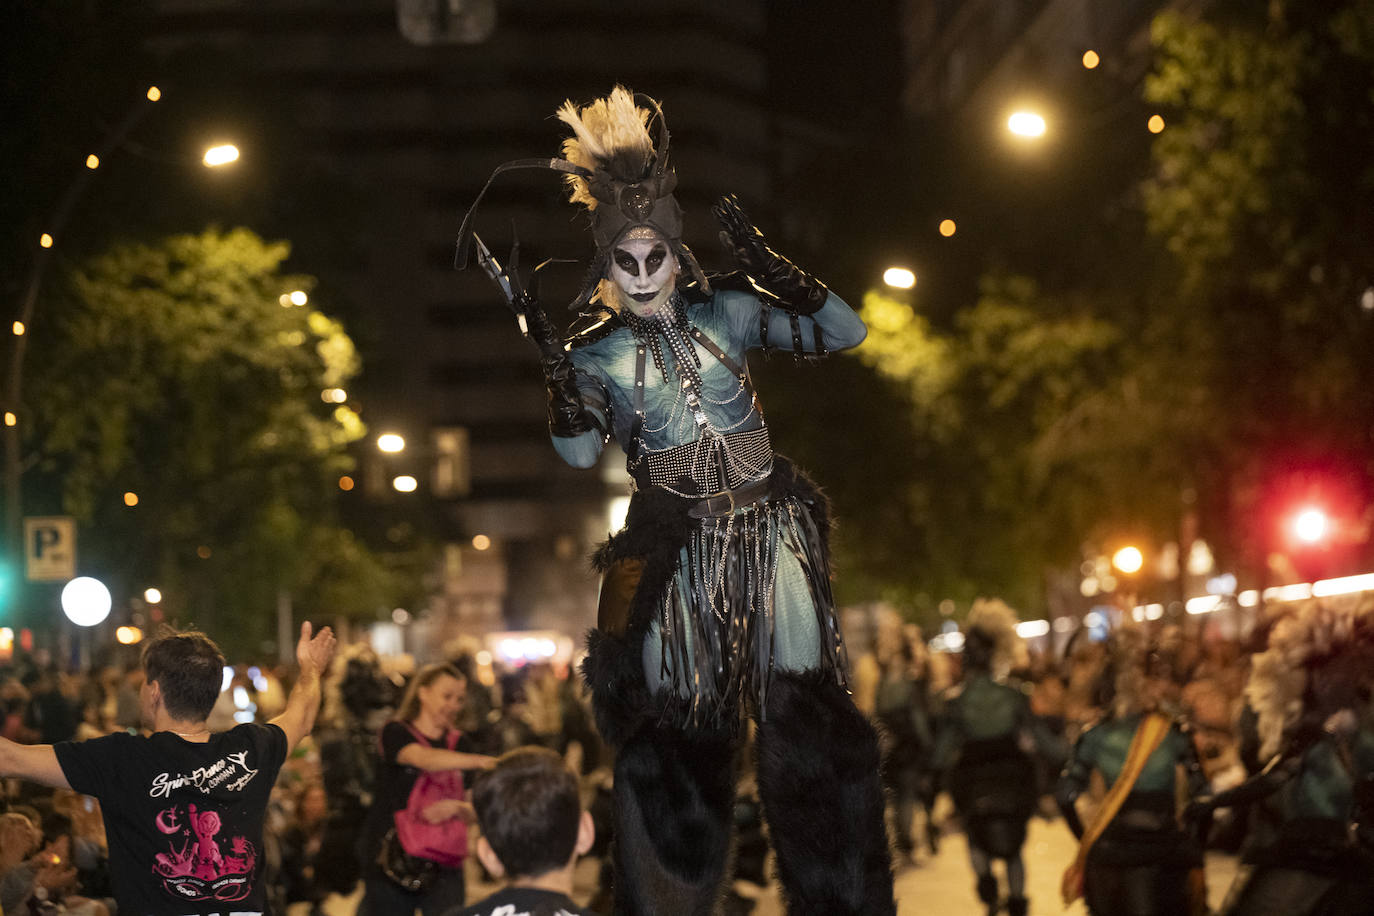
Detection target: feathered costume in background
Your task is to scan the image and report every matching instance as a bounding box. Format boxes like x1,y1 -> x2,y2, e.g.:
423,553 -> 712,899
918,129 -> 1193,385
1189,596 -> 1374,915
1247,595 -> 1374,760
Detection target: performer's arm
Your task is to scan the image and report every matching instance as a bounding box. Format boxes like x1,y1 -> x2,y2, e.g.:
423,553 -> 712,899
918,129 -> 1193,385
1055,728 -> 1095,839
1186,747 -> 1301,816
516,295 -> 609,468
0,737 -> 70,789
714,195 -> 866,353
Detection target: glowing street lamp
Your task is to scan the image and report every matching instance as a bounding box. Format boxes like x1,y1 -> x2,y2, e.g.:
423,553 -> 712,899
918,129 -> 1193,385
1007,111 -> 1047,138
1112,546 -> 1144,575
203,144 -> 240,167
61,577 -> 112,627
377,433 -> 406,453
883,267 -> 916,290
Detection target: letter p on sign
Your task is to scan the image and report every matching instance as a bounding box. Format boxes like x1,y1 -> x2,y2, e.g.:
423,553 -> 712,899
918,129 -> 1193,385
24,516 -> 76,582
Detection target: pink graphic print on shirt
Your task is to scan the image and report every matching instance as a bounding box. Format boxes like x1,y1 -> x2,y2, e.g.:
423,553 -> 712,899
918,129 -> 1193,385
152,803 -> 256,901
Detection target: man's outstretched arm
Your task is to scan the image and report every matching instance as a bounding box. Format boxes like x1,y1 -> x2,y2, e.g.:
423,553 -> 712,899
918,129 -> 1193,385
0,737 -> 70,789
270,621 -> 338,753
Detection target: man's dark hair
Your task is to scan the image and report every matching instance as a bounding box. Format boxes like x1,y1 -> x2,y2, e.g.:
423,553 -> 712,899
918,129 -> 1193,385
142,629 -> 225,721
472,746 -> 581,879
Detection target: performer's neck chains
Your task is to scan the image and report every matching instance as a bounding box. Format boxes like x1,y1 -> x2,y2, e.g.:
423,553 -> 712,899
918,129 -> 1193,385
623,293 -> 705,398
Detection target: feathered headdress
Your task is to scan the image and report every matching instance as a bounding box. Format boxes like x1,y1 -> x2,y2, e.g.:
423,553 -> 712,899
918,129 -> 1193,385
964,598 -> 1024,677
1247,594 -> 1374,760
454,86 -> 708,310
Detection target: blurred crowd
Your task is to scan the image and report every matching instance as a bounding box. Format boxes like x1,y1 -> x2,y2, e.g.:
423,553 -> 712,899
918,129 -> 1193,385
0,638 -> 612,916
0,599 -> 1363,915
849,610 -> 1258,865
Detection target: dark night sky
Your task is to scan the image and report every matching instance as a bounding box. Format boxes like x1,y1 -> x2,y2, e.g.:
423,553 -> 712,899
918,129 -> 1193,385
768,0 -> 904,128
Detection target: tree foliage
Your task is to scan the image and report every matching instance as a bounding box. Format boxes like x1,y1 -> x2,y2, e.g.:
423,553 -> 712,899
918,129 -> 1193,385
24,228 -> 396,651
1143,1 -> 1374,575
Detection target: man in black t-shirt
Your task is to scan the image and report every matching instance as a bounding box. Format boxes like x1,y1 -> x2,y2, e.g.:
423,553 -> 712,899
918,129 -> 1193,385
446,747 -> 598,916
0,622 -> 336,916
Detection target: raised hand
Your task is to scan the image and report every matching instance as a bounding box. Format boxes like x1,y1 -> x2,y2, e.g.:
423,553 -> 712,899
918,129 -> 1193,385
712,194 -> 829,314
713,193 -> 771,276
296,622 -> 337,677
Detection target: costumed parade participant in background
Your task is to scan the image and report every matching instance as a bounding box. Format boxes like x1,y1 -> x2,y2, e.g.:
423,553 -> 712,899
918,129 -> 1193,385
314,646 -> 399,898
1056,628 -> 1209,916
1186,596 -> 1374,915
874,622 -> 938,864
457,86 -> 894,915
932,599 -> 1038,916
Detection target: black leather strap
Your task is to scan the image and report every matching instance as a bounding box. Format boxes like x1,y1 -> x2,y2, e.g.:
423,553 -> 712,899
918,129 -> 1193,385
686,475 -> 773,519
688,326 -> 745,380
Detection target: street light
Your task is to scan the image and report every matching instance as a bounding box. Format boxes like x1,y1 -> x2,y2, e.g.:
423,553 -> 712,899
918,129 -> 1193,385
1007,111 -> 1048,138
202,144 -> 240,167
883,267 -> 916,290
61,577 -> 112,627
1112,546 -> 1144,575
377,433 -> 406,453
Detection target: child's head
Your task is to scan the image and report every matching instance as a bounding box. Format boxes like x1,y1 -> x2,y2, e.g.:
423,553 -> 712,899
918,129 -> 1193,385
472,746 -> 593,881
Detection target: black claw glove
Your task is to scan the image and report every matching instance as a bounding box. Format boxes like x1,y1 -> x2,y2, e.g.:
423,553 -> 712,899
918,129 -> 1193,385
713,193 -> 829,315
517,293 -> 593,437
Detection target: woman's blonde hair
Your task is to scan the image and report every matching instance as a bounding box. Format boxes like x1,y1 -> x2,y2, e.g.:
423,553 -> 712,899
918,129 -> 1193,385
393,662 -> 464,724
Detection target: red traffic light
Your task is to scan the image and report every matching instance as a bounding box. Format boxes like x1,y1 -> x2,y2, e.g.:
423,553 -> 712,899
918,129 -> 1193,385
1291,507 -> 1330,545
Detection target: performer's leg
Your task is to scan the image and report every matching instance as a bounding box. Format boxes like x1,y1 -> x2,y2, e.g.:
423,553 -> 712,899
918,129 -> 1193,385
610,719 -> 736,916
967,841 -> 999,916
593,609 -> 736,916
1005,853 -> 1028,916
756,670 -> 895,915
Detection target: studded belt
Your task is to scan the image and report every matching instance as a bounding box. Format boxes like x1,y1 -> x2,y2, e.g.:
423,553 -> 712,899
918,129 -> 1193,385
686,476 -> 773,519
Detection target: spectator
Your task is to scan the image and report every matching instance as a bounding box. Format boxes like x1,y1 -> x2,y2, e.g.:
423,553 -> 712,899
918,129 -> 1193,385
0,622 -> 336,916
446,746 -> 597,916
281,783 -> 329,911
359,663 -> 496,916
0,810 -> 106,916
24,668 -> 78,745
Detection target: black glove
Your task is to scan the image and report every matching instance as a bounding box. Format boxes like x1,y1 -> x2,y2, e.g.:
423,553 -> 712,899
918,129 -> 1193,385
713,193 -> 829,314
516,293 -> 593,438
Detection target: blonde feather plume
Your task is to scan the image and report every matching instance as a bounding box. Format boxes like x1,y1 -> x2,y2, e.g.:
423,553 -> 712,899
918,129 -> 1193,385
556,86 -> 654,211
966,597 -> 1023,676
1247,594 -> 1374,760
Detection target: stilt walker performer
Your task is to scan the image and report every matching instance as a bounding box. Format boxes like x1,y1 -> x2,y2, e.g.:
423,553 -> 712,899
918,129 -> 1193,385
456,86 -> 895,915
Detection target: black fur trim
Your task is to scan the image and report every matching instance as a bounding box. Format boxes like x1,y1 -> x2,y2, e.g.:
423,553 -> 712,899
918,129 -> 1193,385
610,723 -> 737,915
755,670 -> 895,915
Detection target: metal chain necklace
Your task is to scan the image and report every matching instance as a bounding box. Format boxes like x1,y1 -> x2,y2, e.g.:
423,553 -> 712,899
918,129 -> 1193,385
623,293 -> 704,397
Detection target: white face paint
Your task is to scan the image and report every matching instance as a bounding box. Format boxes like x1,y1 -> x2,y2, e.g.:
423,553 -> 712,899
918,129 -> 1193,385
610,236 -> 678,318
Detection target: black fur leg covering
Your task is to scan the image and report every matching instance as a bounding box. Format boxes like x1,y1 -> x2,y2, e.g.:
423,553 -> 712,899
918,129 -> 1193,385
610,722 -> 737,916
756,671 -> 895,915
